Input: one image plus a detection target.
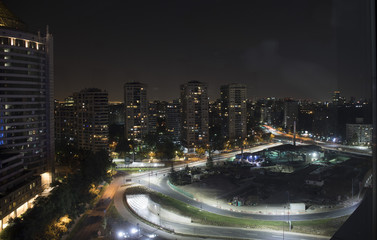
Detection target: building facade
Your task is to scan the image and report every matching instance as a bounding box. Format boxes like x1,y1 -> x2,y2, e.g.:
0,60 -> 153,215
109,102 -> 125,126
73,88 -> 109,152
124,82 -> 148,141
180,81 -> 209,148
55,97 -> 75,146
283,99 -> 298,132
0,2 -> 54,230
166,99 -> 181,141
346,124 -> 373,145
220,84 -> 247,140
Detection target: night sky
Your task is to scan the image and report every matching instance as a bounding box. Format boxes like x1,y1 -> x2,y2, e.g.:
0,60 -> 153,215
3,0 -> 372,101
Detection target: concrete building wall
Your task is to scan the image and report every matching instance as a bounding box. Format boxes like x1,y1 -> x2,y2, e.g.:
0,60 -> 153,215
147,197 -> 191,224
346,123 -> 373,145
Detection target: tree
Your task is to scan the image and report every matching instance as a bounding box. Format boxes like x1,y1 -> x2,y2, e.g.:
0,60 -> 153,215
262,133 -> 271,142
196,147 -> 206,157
0,148 -> 114,240
169,164 -> 178,184
115,137 -> 132,158
350,133 -> 359,145
55,141 -> 80,170
206,156 -> 214,169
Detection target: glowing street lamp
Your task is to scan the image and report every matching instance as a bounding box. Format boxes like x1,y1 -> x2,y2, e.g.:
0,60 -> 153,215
117,231 -> 125,238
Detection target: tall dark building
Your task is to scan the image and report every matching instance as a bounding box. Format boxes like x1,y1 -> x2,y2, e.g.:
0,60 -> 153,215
209,99 -> 222,133
180,81 -> 209,148
332,90 -> 345,105
124,82 -> 148,141
166,99 -> 181,141
55,90 -> 109,152
220,83 -> 247,140
147,100 -> 167,134
109,102 -> 125,126
0,2 -> 54,230
73,88 -> 109,152
55,97 -> 75,146
283,99 -> 299,132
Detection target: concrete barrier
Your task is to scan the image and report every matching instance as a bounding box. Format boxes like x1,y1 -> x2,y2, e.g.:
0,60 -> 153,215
147,198 -> 191,224
167,180 -> 194,199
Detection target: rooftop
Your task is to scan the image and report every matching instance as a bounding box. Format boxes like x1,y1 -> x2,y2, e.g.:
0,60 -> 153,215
0,1 -> 27,31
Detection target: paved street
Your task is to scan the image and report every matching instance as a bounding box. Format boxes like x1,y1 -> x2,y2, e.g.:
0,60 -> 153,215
134,174 -> 359,221
70,142 -> 363,239
68,177 -> 123,240
118,184 -> 330,240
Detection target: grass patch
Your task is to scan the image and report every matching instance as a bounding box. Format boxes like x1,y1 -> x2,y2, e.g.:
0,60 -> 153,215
291,215 -> 349,236
125,186 -> 287,229
125,186 -> 347,236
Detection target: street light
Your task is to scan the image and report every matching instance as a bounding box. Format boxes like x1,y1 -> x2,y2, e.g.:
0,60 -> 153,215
118,231 -> 125,238
286,191 -> 291,231
130,228 -> 138,234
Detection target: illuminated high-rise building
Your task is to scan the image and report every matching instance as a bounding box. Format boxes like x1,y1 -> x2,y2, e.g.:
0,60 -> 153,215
124,82 -> 148,141
55,97 -> 75,146
73,88 -> 109,152
180,81 -> 209,148
220,83 -> 247,140
0,2 -> 54,230
166,99 -> 181,141
332,90 -> 346,106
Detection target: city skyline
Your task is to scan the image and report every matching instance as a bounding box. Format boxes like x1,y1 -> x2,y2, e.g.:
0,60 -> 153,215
1,1 -> 375,239
3,0 -> 373,102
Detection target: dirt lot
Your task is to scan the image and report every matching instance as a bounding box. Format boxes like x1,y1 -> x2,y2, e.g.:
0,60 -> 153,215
179,154 -> 371,208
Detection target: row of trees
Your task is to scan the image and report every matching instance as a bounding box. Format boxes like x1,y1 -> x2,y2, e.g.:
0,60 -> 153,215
210,126 -> 274,152
0,150 -> 113,240
115,132 -> 183,161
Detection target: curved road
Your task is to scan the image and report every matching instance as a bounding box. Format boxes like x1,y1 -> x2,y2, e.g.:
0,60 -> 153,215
115,142 -> 364,239
133,174 -> 360,221
115,183 -> 330,240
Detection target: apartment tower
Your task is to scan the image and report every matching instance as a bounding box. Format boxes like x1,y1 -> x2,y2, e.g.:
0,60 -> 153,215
73,88 -> 109,152
124,82 -> 148,141
180,81 -> 209,148
0,2 -> 54,230
220,83 -> 247,140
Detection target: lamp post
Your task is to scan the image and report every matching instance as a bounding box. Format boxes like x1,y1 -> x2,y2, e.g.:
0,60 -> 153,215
287,191 -> 291,231
283,205 -> 285,240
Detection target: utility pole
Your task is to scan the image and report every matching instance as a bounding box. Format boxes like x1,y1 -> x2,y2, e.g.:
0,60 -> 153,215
283,206 -> 285,239
293,120 -> 296,146
287,191 -> 291,231
351,178 -> 353,201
